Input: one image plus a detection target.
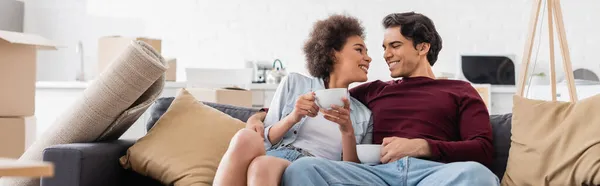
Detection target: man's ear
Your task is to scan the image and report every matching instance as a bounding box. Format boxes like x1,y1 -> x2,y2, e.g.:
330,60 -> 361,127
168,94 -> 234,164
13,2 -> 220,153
417,43 -> 430,56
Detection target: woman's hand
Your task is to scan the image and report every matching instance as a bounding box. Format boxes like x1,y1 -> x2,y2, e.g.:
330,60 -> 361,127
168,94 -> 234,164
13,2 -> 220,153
245,112 -> 267,139
287,92 -> 319,124
321,97 -> 354,134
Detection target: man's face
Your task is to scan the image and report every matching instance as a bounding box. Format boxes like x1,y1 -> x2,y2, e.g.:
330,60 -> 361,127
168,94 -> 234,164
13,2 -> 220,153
382,26 -> 423,78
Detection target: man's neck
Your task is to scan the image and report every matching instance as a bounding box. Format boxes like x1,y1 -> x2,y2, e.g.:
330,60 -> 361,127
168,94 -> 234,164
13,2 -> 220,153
408,60 -> 436,79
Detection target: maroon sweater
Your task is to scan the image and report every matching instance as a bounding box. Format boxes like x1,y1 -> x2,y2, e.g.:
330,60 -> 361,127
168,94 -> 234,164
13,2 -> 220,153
350,77 -> 494,167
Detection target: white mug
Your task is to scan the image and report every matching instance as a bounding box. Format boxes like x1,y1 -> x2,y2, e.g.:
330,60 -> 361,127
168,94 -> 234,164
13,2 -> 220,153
356,144 -> 382,165
314,88 -> 348,109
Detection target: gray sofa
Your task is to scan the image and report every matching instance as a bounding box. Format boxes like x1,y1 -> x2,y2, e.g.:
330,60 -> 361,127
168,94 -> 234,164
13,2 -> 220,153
39,97 -> 513,186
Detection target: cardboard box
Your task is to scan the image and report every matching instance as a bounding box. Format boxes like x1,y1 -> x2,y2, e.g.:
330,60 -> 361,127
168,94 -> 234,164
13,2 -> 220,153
0,30 -> 57,116
165,58 -> 177,81
0,116 -> 36,158
97,36 -> 161,75
187,88 -> 253,108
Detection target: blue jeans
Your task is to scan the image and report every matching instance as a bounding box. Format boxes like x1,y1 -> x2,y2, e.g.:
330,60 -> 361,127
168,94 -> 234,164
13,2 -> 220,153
282,157 -> 499,186
265,145 -> 314,162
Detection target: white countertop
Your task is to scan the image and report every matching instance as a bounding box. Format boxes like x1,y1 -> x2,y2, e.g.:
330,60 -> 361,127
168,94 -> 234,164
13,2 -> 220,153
36,81 -> 280,90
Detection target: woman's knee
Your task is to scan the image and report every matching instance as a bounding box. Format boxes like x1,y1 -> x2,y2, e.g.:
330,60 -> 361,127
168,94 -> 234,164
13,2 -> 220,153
248,156 -> 290,177
248,156 -> 275,173
227,128 -> 264,155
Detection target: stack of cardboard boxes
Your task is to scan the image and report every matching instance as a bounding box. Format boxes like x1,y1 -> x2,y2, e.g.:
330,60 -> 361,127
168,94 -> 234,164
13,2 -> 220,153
0,30 -> 57,158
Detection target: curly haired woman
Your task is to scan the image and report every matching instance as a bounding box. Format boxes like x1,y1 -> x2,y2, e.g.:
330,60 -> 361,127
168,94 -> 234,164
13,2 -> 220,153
213,14 -> 374,186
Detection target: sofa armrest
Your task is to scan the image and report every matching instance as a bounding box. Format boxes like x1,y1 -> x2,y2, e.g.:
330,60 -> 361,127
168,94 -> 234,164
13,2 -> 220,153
41,140 -> 135,186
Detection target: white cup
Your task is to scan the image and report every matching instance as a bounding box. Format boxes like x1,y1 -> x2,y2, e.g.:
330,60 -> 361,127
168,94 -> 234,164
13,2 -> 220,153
356,144 -> 382,165
314,88 -> 347,109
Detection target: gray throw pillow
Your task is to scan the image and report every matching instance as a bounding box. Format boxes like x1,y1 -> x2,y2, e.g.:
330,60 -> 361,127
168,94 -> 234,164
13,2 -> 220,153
490,113 -> 512,181
146,97 -> 260,131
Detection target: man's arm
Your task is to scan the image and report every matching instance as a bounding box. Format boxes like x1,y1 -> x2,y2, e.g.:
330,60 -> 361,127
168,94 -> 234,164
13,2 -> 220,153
349,82 -> 373,105
423,85 -> 494,167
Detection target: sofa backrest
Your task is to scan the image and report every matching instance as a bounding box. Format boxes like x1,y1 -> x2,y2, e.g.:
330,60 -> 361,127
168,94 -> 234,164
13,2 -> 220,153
145,97 -> 513,181
145,97 -> 260,131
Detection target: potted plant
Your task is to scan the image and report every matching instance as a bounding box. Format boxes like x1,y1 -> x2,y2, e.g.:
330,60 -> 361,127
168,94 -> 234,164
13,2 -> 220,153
530,72 -> 547,85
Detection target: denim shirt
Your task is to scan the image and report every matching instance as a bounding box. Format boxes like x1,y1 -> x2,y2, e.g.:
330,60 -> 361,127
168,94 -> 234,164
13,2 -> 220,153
263,72 -> 373,150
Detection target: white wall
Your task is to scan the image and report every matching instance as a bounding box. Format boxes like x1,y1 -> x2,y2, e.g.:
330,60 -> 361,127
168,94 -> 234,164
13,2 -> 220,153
0,0 -> 24,32
25,0 -> 145,81
27,0 -> 600,83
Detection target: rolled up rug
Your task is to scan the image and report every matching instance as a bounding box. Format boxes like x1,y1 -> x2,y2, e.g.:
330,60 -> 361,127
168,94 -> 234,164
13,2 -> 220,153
0,40 -> 167,186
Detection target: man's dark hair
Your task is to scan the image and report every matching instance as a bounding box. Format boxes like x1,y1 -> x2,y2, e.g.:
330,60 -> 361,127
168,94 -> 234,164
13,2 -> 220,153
304,14 -> 365,78
383,12 -> 442,66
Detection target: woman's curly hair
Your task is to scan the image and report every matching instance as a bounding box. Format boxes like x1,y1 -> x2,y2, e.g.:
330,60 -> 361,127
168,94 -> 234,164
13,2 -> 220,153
303,14 -> 365,79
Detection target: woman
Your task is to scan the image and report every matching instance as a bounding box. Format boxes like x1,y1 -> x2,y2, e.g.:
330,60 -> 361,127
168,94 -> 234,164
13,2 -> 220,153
213,14 -> 373,186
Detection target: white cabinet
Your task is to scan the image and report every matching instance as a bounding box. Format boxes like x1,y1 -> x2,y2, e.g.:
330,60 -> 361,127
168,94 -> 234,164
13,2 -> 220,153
249,83 -> 278,108
263,90 -> 276,107
490,92 -> 515,115
251,89 -> 277,108
251,90 -> 265,107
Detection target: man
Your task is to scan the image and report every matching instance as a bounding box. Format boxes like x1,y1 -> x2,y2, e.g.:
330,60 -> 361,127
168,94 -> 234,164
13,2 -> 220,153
247,12 -> 499,185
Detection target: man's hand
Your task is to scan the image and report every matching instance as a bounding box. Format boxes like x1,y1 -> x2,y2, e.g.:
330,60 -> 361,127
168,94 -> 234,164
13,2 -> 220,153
246,111 -> 267,139
380,137 -> 432,164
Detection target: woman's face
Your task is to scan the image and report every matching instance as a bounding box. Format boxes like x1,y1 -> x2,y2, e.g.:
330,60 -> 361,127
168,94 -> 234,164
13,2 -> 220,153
333,35 -> 372,83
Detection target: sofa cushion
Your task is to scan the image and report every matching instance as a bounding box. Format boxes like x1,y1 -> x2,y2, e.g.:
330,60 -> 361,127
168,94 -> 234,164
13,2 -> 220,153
503,95 -> 600,185
146,97 -> 260,131
489,113 -> 512,181
120,88 -> 246,186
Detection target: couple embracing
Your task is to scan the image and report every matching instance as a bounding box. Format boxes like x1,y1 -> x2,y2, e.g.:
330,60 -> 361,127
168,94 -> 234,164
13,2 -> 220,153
214,12 -> 500,186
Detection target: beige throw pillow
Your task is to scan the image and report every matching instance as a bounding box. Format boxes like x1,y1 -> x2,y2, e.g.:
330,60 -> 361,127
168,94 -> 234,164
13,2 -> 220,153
119,88 -> 245,186
502,94 -> 600,186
